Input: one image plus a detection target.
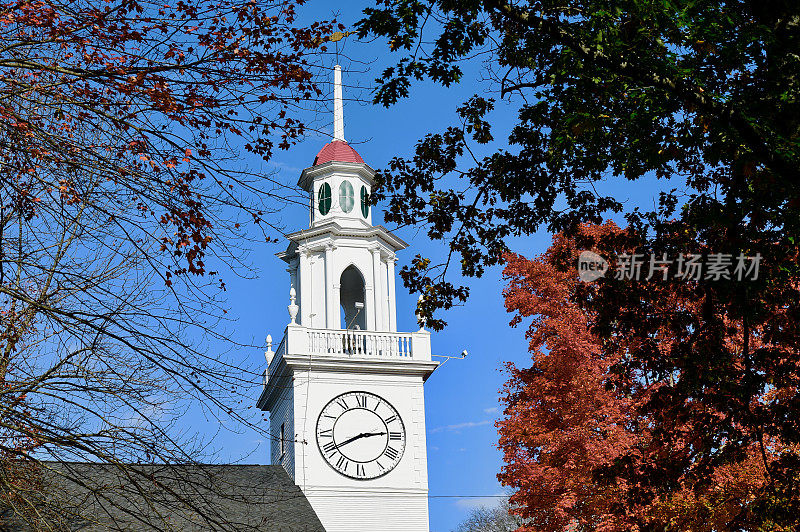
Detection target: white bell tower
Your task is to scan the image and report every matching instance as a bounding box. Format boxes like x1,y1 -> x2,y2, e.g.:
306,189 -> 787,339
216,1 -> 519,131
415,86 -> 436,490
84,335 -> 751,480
257,65 -> 437,532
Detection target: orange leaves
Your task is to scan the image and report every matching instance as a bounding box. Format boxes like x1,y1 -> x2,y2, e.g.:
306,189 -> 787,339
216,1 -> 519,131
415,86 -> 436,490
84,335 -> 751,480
499,235 -> 642,529
0,4 -> 344,525
56,179 -> 82,205
498,223 -> 798,529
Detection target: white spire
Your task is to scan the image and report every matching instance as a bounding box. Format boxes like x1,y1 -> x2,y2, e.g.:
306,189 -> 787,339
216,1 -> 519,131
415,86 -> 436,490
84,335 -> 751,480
333,64 -> 345,141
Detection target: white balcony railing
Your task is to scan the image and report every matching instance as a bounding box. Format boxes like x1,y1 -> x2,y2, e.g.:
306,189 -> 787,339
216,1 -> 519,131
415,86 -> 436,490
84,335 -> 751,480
308,329 -> 413,358
260,325 -> 435,407
266,325 -> 432,383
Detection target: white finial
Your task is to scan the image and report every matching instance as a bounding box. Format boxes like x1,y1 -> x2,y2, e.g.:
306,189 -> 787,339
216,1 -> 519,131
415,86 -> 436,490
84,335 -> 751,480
265,334 -> 274,365
288,286 -> 299,324
416,294 -> 426,331
333,65 -> 345,141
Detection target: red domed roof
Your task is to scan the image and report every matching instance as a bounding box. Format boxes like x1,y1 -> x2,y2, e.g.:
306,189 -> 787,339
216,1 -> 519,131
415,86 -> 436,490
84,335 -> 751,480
313,140 -> 364,166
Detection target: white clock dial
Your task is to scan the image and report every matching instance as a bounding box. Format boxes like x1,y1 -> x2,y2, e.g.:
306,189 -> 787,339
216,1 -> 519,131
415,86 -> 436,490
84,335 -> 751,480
316,391 -> 406,480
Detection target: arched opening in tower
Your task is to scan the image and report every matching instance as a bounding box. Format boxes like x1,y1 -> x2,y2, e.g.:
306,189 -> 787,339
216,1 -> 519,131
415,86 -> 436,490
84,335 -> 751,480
340,265 -> 366,330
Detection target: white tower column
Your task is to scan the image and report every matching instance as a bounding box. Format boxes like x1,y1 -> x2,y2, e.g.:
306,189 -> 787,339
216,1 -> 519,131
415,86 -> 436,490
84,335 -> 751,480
365,282 -> 376,330
325,244 -> 337,328
299,249 -> 311,326
332,282 -> 341,329
263,59 -> 432,532
371,247 -> 384,331
381,260 -> 390,329
387,256 -> 397,332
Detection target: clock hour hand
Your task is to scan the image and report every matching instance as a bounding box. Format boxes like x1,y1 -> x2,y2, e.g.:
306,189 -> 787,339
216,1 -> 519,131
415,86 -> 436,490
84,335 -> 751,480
336,431 -> 387,448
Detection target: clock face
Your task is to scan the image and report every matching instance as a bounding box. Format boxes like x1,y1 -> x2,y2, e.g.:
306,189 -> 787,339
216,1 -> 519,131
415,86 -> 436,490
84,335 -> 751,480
316,391 -> 406,480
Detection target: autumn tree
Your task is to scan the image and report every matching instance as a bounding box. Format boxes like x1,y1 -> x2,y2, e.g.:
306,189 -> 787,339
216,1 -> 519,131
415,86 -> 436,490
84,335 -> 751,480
498,224 -> 798,531
0,0 -> 336,529
356,0 -> 800,525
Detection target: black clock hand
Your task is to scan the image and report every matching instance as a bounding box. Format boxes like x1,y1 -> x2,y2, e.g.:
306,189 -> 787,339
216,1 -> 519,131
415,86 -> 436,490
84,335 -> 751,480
336,431 -> 387,448
336,432 -> 367,448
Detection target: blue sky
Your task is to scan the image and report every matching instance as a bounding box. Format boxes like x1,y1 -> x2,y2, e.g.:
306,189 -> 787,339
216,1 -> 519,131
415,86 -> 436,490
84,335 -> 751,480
191,3 -> 679,531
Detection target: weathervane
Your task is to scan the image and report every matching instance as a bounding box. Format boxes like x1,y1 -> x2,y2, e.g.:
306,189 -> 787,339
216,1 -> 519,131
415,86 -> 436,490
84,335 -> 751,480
328,30 -> 354,64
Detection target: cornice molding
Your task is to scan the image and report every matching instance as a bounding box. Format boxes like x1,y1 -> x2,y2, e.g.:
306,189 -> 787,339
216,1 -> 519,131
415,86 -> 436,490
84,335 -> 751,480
297,161 -> 376,192
256,353 -> 438,411
276,222 -> 408,262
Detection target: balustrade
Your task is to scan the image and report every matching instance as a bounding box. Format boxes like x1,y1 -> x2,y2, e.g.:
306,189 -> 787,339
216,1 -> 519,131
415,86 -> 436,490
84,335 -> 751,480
307,328 -> 413,357
265,326 -> 427,385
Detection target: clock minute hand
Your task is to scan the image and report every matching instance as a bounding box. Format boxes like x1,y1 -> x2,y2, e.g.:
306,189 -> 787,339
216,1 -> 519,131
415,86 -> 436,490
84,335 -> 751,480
335,432 -> 370,448
336,431 -> 387,448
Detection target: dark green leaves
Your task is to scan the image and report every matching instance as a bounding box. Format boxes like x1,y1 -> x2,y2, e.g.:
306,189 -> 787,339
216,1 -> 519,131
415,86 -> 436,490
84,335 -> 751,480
359,0 -> 800,325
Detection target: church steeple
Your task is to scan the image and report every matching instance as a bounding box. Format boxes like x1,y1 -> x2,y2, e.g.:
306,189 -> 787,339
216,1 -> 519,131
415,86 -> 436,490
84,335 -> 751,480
260,58 -> 436,532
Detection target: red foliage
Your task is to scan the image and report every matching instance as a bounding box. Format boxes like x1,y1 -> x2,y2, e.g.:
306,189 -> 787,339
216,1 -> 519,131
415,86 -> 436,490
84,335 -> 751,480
497,223 -> 795,531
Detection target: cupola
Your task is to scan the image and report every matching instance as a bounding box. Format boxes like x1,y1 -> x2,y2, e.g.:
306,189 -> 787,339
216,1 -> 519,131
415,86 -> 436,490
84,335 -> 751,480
298,64 -> 375,229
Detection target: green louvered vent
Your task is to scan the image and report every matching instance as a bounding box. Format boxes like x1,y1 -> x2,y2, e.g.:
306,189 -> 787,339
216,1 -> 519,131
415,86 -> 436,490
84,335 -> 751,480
318,182 -> 331,215
360,186 -> 369,218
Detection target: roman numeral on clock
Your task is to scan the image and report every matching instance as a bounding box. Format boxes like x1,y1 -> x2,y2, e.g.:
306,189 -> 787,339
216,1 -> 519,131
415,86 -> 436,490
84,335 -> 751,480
389,431 -> 402,441
384,447 -> 399,461
356,463 -> 365,477
355,394 -> 368,408
323,441 -> 337,454
335,455 -> 348,471
384,415 -> 397,424
319,429 -> 333,438
335,398 -> 348,410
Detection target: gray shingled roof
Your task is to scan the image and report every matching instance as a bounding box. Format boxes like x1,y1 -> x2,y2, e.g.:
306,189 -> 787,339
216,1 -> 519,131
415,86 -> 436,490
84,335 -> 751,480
1,463 -> 325,532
